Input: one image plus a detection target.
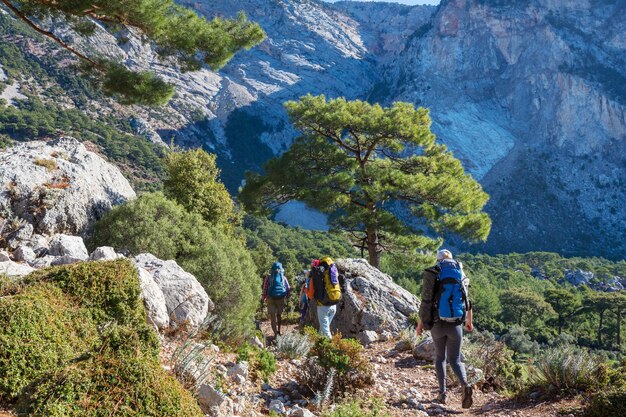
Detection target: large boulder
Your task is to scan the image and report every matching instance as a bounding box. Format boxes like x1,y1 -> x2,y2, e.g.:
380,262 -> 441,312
329,259 -> 420,337
133,253 -> 213,330
48,234 -> 89,260
136,266 -> 170,330
0,260 -> 36,277
0,137 -> 135,240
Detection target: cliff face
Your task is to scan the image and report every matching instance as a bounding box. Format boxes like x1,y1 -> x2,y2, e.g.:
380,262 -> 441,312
1,0 -> 624,258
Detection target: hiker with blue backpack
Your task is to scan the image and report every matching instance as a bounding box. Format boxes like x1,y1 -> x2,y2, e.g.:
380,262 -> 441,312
305,257 -> 342,338
416,249 -> 474,409
262,262 -> 291,337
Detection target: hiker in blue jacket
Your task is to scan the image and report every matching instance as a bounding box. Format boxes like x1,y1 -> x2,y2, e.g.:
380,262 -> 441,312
262,262 -> 291,337
416,249 -> 474,408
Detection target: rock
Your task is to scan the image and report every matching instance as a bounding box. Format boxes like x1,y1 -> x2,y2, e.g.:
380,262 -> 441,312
251,335 -> 265,349
269,399 -> 286,414
198,384 -> 234,416
0,137 -> 135,237
28,234 -> 49,256
228,361 -> 249,381
395,339 -> 413,352
5,224 -> 33,250
50,255 -> 83,266
90,246 -> 122,261
412,336 -> 435,361
289,407 -> 315,417
0,251 -> 10,262
379,330 -> 392,341
328,258 -> 420,337
359,330 -> 379,345
136,266 -> 169,329
133,253 -> 212,329
48,234 -> 89,260
0,260 -> 36,277
27,255 -> 57,269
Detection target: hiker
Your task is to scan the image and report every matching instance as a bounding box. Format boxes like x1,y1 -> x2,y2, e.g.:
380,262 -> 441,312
416,249 -> 474,408
306,257 -> 342,338
262,262 -> 291,337
298,271 -> 310,330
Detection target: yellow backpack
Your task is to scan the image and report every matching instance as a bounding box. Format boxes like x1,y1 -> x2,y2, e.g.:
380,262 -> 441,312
313,257 -> 342,305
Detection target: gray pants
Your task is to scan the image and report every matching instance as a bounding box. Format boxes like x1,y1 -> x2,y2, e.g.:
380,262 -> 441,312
431,322 -> 467,393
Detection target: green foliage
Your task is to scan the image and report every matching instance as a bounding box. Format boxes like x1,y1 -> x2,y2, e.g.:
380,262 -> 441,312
528,346 -> 606,394
322,399 -> 391,417
499,288 -> 555,328
274,332 -> 314,359
236,343 -> 276,383
18,323 -> 202,417
6,0 -> 265,104
299,334 -> 374,397
0,283 -> 98,400
584,388 -> 626,417
164,148 -> 239,230
90,193 -> 259,336
501,325 -> 540,357
240,94 -> 491,267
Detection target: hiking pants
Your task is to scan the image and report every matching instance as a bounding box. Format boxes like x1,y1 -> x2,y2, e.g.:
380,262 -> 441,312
266,297 -> 285,336
317,304 -> 337,338
431,322 -> 467,393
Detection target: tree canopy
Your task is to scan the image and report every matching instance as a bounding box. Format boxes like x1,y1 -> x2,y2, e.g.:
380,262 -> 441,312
239,95 -> 491,267
1,0 -> 265,105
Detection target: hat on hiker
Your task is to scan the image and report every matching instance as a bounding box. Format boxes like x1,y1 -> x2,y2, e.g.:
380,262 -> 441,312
311,259 -> 319,267
436,249 -> 453,261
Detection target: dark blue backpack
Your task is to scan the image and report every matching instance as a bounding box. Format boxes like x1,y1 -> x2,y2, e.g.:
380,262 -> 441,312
435,260 -> 468,324
268,262 -> 287,299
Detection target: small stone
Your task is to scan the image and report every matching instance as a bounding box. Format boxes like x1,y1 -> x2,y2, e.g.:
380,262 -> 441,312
359,330 -> 379,345
395,339 -> 413,352
48,234 -> 89,260
251,335 -> 264,349
289,406 -> 315,417
269,399 -> 286,414
90,246 -> 122,261
228,362 -> 249,380
50,255 -> 84,266
0,251 -> 11,262
412,336 -> 435,361
14,246 -> 36,262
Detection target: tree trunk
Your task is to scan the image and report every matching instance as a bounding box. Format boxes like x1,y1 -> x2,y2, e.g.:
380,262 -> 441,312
366,227 -> 380,269
598,310 -> 604,347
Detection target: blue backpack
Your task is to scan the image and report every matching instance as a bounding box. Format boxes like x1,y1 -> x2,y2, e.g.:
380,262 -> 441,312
268,262 -> 287,299
434,260 -> 468,324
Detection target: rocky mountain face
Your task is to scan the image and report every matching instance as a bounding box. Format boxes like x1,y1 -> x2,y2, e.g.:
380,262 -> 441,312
1,0 -> 624,259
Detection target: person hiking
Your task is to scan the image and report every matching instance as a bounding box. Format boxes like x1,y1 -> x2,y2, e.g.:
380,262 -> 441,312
416,249 -> 474,408
262,262 -> 291,337
306,257 -> 342,338
298,271 -> 310,330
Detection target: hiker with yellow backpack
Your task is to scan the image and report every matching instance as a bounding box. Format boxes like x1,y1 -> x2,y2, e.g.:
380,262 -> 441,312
306,257 -> 342,338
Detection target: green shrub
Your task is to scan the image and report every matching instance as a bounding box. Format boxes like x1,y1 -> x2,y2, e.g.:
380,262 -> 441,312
528,346 -> 605,393
236,342 -> 276,382
18,324 -> 203,417
0,283 -> 98,400
274,332 -> 313,359
90,193 -> 259,336
584,388 -> 626,417
299,335 -> 373,398
322,399 -> 391,417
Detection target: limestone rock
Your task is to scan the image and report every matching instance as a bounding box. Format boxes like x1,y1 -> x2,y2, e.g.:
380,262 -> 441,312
136,266 -> 169,329
330,258 -> 420,337
269,399 -> 286,415
289,407 -> 315,417
133,253 -> 212,329
359,330 -> 379,346
412,336 -> 435,361
0,137 -> 135,238
228,361 -> 249,381
5,224 -> 33,250
0,251 -> 10,262
0,260 -> 36,277
48,234 -> 89,260
28,255 -> 57,269
90,246 -> 123,261
50,255 -> 83,266
198,384 -> 234,417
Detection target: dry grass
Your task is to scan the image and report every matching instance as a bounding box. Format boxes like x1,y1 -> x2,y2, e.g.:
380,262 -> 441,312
33,158 -> 57,171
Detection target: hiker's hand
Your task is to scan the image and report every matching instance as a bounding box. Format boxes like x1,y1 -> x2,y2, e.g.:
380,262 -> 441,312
465,322 -> 473,332
416,321 -> 423,336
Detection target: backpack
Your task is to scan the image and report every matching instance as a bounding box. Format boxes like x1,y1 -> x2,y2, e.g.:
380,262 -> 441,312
434,259 -> 468,324
312,257 -> 342,306
268,262 -> 287,299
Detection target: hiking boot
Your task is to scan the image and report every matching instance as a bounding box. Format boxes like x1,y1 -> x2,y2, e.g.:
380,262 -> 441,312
434,391 -> 448,404
462,385 -> 473,409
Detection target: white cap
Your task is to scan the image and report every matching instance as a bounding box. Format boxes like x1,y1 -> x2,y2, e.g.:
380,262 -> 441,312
436,249 -> 453,261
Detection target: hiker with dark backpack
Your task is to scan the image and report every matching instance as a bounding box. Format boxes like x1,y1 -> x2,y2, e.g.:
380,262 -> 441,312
305,257 -> 342,338
416,249 -> 474,409
262,262 -> 291,337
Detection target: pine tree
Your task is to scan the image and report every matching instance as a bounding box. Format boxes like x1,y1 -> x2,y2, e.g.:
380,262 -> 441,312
239,95 -> 491,267
1,0 -> 265,105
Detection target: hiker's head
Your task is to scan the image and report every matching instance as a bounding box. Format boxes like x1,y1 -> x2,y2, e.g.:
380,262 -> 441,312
436,249 -> 453,261
272,262 -> 283,272
311,259 -> 319,268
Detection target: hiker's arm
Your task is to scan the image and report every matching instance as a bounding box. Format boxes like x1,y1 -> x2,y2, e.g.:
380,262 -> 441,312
416,319 -> 423,336
261,277 -> 268,302
285,276 -> 291,298
465,307 -> 473,332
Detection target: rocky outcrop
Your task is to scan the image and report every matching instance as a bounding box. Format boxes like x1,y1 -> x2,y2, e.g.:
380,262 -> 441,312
0,137 -> 135,240
317,258 -> 421,338
133,254 -> 213,330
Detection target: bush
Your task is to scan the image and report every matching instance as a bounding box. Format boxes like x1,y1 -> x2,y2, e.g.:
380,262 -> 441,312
502,325 -> 540,357
323,399 -> 391,417
18,324 -> 203,417
90,193 -> 259,336
584,388 -> 626,417
299,335 -> 373,399
528,346 -> 606,393
0,283 -> 98,400
236,342 -> 277,383
274,332 -> 313,359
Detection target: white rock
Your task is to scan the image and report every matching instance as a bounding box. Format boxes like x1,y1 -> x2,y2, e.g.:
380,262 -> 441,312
48,234 -> 89,260
0,138 -> 136,237
5,224 -> 33,250
289,407 -> 315,417
269,399 -> 286,414
28,255 -> 57,269
228,361 -> 249,381
90,246 -> 122,261
136,266 -> 169,329
133,253 -> 213,330
412,336 -> 435,361
50,255 -> 83,266
0,251 -> 11,262
0,260 -> 36,277
198,384 -> 234,416
14,246 -> 37,263
359,330 -> 379,345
